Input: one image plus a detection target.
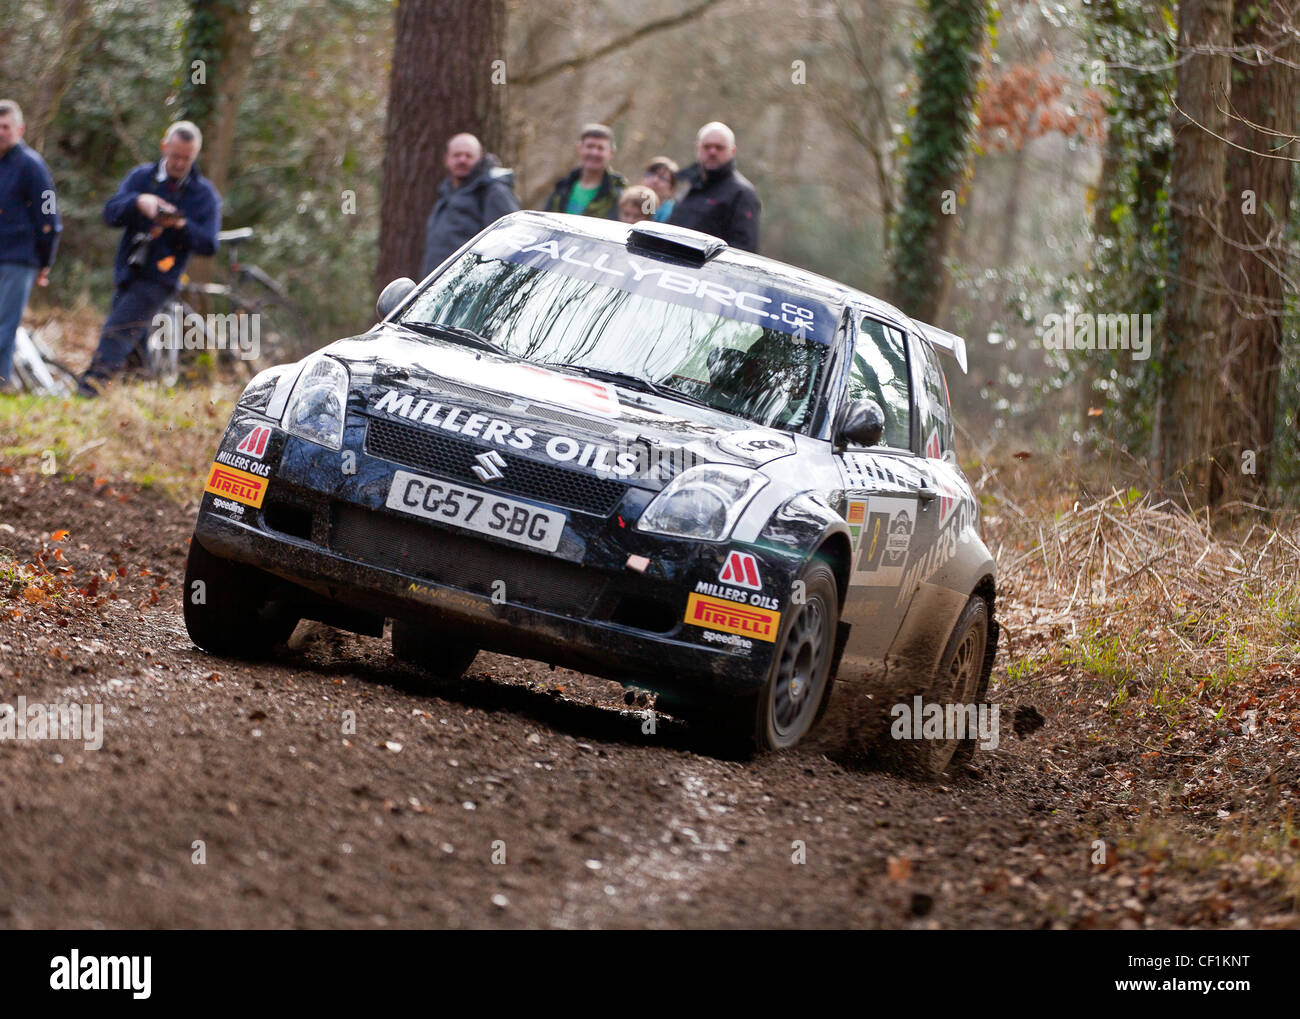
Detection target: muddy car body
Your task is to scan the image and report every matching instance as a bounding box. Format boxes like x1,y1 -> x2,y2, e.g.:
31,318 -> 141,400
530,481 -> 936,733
185,211 -> 996,766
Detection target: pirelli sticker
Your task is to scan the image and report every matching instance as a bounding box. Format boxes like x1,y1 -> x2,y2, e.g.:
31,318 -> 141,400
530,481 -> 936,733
204,462 -> 268,508
685,592 -> 780,643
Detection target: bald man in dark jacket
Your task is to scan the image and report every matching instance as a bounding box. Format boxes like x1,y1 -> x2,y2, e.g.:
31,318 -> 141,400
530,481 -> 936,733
669,122 -> 760,253
421,134 -> 520,277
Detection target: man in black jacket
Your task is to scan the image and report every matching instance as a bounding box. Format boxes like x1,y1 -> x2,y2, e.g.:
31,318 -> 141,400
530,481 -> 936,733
420,133 -> 520,277
79,120 -> 220,396
669,122 -> 760,253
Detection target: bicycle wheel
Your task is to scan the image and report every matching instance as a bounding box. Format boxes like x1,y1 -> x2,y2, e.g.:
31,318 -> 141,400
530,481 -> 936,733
146,299 -> 184,387
10,326 -> 77,397
41,359 -> 81,396
235,266 -> 310,365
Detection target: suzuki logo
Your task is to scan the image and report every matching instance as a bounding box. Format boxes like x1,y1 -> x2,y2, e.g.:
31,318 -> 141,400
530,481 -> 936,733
472,449 -> 507,482
719,550 -> 762,591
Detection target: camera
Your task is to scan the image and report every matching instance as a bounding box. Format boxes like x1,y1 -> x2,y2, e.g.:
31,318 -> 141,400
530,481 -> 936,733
126,231 -> 152,268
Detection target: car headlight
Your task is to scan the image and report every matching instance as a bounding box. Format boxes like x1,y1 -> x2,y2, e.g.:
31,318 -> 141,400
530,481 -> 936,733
282,355 -> 348,450
637,464 -> 768,541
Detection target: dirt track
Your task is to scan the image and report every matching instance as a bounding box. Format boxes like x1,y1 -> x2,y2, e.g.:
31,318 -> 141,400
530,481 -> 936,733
1,473 -> 1296,928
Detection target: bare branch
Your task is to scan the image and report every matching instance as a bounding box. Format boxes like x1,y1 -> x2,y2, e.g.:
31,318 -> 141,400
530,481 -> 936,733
513,0 -> 726,88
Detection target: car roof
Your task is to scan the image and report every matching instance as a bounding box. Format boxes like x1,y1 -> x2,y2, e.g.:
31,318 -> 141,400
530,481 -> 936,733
500,211 -> 863,308
495,212 -> 965,370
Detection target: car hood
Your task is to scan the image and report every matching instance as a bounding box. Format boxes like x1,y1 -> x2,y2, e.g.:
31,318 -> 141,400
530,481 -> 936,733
322,326 -> 800,488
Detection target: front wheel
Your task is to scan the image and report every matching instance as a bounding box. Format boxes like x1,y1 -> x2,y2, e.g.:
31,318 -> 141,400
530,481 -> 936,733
182,537 -> 298,657
695,560 -> 840,755
391,618 -> 478,682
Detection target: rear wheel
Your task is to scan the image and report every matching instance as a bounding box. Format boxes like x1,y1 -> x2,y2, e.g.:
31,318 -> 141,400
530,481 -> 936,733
182,537 -> 298,657
391,618 -> 478,682
695,560 -> 840,755
891,595 -> 990,779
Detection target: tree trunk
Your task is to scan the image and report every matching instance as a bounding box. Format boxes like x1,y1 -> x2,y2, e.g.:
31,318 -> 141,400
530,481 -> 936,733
377,0 -> 506,289
1080,118 -> 1123,432
181,0 -> 255,196
1219,0 -> 1297,504
23,0 -> 91,152
887,0 -> 987,324
1156,0 -> 1232,504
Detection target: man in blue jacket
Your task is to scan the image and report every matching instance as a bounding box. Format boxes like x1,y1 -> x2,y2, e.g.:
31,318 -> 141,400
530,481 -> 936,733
79,120 -> 221,396
0,99 -> 61,391
420,133 -> 519,278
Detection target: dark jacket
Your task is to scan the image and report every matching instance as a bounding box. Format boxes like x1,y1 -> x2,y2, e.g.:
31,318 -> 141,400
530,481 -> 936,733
668,160 -> 760,252
103,159 -> 221,289
541,167 -> 628,220
0,141 -> 61,268
421,155 -> 520,277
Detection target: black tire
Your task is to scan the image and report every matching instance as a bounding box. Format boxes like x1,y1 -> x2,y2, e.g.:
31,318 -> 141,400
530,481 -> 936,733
891,595 -> 991,780
695,560 -> 840,756
391,618 -> 478,682
182,536 -> 298,658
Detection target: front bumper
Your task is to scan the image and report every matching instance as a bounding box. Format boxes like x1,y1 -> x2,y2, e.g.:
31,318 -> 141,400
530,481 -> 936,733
194,410 -> 802,700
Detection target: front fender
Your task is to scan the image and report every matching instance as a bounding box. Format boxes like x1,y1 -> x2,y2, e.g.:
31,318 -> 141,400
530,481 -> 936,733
755,492 -> 853,605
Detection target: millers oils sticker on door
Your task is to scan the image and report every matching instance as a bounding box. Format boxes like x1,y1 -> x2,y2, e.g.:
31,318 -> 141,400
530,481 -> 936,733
848,495 -> 914,586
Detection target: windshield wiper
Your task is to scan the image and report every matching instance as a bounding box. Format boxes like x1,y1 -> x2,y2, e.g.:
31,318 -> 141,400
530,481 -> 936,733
401,321 -> 511,357
540,362 -> 713,410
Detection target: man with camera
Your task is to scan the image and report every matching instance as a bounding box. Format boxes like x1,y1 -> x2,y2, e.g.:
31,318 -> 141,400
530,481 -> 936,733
79,120 -> 221,396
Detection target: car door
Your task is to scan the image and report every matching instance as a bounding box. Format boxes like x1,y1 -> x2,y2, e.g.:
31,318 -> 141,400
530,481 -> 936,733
909,327 -> 976,588
835,313 -> 939,674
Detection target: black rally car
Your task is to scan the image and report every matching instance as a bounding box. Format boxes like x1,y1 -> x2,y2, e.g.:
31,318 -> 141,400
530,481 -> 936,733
185,212 -> 996,767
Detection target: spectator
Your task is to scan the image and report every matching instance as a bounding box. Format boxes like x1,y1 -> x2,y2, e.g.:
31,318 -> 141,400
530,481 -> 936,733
420,133 -> 520,277
79,121 -> 220,396
617,185 -> 657,224
669,122 -> 760,252
541,124 -> 627,220
640,157 -> 678,223
0,99 -> 60,393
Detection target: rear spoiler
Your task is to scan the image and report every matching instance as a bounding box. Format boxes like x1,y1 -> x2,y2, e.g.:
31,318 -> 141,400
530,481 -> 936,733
911,320 -> 968,374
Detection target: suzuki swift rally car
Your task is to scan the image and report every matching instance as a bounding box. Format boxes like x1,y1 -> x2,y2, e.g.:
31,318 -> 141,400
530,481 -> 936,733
185,212 -> 997,769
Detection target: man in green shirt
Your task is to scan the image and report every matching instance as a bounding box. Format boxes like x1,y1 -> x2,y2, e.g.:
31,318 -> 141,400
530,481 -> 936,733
541,124 -> 628,220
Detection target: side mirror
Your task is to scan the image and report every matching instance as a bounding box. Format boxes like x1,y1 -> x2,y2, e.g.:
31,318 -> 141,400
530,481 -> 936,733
376,277 -> 416,320
836,398 -> 885,449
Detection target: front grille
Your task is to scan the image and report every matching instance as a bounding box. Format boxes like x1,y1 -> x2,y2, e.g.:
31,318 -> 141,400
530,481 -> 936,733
365,416 -> 627,516
330,504 -> 607,616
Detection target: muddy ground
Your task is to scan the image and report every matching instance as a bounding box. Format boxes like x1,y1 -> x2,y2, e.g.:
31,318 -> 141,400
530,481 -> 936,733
1,472 -> 1296,928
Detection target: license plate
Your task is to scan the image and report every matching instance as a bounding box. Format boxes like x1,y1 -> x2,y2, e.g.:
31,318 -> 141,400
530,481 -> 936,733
385,470 -> 566,552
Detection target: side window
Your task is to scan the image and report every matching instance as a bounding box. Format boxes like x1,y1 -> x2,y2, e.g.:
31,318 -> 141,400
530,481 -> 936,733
916,338 -> 953,459
848,316 -> 911,450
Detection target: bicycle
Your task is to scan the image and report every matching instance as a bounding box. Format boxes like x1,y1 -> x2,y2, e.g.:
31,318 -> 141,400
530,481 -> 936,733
147,226 -> 308,385
8,322 -> 81,397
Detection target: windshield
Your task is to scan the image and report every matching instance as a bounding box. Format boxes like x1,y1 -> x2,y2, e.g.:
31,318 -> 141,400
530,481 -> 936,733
397,226 -> 836,430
